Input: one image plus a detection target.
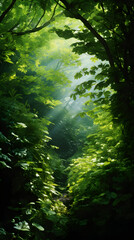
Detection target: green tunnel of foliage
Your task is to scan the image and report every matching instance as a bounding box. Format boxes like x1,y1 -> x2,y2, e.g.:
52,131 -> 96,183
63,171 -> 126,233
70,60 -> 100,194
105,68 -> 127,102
0,0 -> 134,239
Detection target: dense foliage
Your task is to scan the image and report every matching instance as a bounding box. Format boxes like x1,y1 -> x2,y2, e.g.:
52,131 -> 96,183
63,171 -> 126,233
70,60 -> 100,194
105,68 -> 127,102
0,1 -> 73,238
54,0 -> 134,238
67,103 -> 134,238
0,0 -> 134,239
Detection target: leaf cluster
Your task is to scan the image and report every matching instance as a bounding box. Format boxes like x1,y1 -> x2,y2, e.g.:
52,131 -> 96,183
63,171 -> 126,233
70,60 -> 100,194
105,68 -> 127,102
55,0 -> 134,159
67,104 -> 134,237
0,2 -> 74,239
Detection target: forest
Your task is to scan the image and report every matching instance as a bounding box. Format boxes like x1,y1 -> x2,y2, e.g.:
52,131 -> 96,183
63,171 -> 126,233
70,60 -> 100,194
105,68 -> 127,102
0,0 -> 134,239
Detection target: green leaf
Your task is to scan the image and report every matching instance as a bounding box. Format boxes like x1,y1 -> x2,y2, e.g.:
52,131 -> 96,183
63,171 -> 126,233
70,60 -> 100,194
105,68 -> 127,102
94,81 -> 106,90
16,122 -> 27,128
0,161 -> 11,169
104,91 -> 111,98
33,168 -> 43,172
79,112 -> 86,118
32,223 -> 45,231
89,66 -> 98,75
0,153 -> 11,162
84,80 -> 96,89
74,72 -> 83,79
90,56 -> 98,62
14,221 -> 30,231
70,94 -> 76,100
0,228 -> 6,236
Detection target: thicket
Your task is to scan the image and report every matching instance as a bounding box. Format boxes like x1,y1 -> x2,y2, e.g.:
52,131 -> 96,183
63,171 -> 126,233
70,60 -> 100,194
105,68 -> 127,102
0,1 -> 72,238
0,0 -> 134,239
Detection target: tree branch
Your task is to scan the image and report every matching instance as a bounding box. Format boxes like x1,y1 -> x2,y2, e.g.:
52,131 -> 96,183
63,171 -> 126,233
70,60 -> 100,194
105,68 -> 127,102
34,10 -> 45,28
8,21 -> 20,32
13,20 -> 53,36
11,3 -> 61,36
76,13 -> 115,68
0,0 -> 17,23
54,0 -> 66,10
56,0 -> 115,68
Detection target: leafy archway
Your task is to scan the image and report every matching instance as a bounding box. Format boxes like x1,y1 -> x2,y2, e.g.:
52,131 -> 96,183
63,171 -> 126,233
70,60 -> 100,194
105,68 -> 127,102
0,0 -> 134,239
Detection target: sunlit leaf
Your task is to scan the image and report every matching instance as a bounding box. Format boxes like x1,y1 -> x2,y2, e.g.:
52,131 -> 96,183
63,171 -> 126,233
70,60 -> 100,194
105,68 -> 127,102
14,221 -> 30,231
32,223 -> 44,231
0,161 -> 11,168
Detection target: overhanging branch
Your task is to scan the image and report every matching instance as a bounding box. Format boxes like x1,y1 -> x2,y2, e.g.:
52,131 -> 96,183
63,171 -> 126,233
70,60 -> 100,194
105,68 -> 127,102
11,3 -> 62,36
0,0 -> 17,23
56,0 -> 115,68
75,12 -> 115,68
